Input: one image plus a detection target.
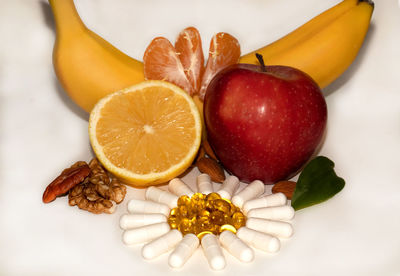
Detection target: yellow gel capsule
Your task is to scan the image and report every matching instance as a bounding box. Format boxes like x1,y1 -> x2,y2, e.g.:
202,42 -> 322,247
178,218 -> 193,235
197,216 -> 208,223
220,224 -> 237,234
197,230 -> 213,240
170,207 -> 179,216
222,198 -> 232,204
191,193 -> 206,210
228,203 -> 239,216
196,201 -> 207,211
199,209 -> 211,218
168,188 -> 248,237
179,217 -> 191,227
168,216 -> 180,229
177,195 -> 191,207
212,225 -> 221,235
210,210 -> 225,225
192,193 -> 206,201
206,192 -> 221,202
222,213 -> 232,225
214,199 -> 231,214
205,200 -> 215,210
197,217 -> 211,228
189,217 -> 198,229
195,220 -> 212,235
187,205 -> 197,217
192,223 -> 201,235
199,222 -> 219,235
232,212 -> 246,229
178,205 -> 189,217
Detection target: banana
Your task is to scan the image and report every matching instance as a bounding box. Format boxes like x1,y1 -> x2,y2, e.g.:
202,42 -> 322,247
49,0 -> 144,113
240,0 -> 374,89
50,0 -> 373,113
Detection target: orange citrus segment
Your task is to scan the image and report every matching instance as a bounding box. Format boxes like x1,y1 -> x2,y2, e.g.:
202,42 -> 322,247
199,32 -> 241,99
89,80 -> 202,187
143,37 -> 195,95
175,27 -> 205,93
143,28 -> 241,101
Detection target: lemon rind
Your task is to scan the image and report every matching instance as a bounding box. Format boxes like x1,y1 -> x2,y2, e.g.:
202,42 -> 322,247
89,80 -> 202,186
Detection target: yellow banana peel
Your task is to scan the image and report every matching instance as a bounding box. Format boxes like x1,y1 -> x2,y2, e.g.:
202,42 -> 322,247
50,0 -> 144,113
49,0 -> 373,113
240,0 -> 374,89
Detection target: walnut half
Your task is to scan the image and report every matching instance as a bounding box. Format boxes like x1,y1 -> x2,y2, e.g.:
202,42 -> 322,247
68,158 -> 127,214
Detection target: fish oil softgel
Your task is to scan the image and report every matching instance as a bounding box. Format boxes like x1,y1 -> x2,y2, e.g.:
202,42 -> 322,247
167,192 -> 246,237
120,174 -> 295,271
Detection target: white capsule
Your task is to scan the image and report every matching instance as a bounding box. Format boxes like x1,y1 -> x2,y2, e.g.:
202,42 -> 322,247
247,205 -> 295,221
197,173 -> 213,194
219,230 -> 254,263
231,180 -> 265,209
168,178 -> 194,197
236,227 -> 280,253
127,199 -> 170,217
242,193 -> 287,215
119,213 -> 167,230
201,233 -> 226,270
246,217 -> 293,238
169,233 -> 199,268
141,230 -> 183,260
145,186 -> 178,209
122,222 -> 170,245
217,175 -> 240,200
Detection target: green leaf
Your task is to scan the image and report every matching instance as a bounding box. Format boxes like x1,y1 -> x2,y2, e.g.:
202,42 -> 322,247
291,156 -> 345,211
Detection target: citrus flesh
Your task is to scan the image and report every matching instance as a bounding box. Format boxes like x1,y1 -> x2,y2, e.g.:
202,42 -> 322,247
89,80 -> 202,187
198,32 -> 241,99
143,27 -> 240,101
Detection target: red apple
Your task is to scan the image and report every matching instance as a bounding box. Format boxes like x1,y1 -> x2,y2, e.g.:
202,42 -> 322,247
203,55 -> 327,184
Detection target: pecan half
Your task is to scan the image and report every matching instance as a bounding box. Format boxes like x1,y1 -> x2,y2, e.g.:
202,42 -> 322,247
42,162 -> 90,203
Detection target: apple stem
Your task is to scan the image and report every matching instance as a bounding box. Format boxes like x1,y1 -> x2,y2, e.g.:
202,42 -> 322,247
255,53 -> 267,72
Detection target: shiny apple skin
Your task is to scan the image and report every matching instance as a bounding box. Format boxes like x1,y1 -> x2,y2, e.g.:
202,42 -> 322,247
204,64 -> 327,184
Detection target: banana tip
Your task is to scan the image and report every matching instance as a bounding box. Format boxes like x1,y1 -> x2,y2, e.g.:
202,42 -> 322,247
358,0 -> 374,8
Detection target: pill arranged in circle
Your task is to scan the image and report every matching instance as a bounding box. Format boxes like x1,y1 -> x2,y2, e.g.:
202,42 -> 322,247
127,199 -> 170,217
142,229 -> 183,260
120,213 -> 167,230
169,233 -> 199,268
120,174 -> 295,270
219,230 -> 254,263
231,180 -> 265,209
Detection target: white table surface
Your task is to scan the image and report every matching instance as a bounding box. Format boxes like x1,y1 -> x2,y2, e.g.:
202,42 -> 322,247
1,0 -> 399,275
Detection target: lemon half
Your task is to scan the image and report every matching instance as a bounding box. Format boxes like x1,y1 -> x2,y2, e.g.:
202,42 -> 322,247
89,80 -> 202,187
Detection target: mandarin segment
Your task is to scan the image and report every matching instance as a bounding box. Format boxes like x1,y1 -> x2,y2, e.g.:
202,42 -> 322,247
143,27 -> 241,101
143,37 -> 194,95
175,27 -> 205,93
199,32 -> 241,99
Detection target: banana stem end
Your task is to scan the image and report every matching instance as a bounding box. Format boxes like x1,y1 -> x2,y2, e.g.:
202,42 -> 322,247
358,0 -> 374,8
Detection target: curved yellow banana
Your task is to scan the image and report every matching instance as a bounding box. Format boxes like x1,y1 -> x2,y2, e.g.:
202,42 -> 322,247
50,0 -> 373,113
240,0 -> 374,89
49,0 -> 144,112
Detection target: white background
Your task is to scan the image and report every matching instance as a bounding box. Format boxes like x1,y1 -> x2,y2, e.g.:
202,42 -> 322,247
1,0 -> 399,275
